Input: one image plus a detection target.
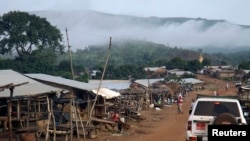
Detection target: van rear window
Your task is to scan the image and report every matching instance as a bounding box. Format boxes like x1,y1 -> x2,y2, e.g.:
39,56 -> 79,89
194,101 -> 240,117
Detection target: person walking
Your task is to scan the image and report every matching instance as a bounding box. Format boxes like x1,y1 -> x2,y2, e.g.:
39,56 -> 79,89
189,99 -> 195,114
177,93 -> 183,114
216,89 -> 220,96
226,83 -> 229,91
213,90 -> 217,96
168,93 -> 173,105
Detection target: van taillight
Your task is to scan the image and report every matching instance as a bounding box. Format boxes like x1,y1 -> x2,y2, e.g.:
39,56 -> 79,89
187,121 -> 192,130
189,136 -> 197,141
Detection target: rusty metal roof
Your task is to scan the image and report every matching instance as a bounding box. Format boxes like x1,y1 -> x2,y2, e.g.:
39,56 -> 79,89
0,69 -> 63,98
134,78 -> 164,87
25,73 -> 98,91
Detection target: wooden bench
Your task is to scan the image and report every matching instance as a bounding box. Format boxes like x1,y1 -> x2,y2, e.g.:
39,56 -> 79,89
47,125 -> 71,141
68,123 -> 100,139
90,117 -> 117,133
15,126 -> 39,141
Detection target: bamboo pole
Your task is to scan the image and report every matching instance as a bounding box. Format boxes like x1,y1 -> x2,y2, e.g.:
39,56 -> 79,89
72,99 -> 79,138
45,96 -> 51,141
50,97 -> 56,141
87,37 -> 112,125
65,28 -> 75,80
76,102 -> 86,139
70,98 -> 73,141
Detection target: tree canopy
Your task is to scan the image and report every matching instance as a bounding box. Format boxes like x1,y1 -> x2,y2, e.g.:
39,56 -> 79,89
0,11 -> 64,57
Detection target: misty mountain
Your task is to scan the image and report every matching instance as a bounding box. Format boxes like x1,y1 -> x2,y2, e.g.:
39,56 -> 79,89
29,10 -> 250,53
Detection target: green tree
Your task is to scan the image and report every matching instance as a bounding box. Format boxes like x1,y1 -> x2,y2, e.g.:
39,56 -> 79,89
166,57 -> 186,70
185,60 -> 202,72
202,58 -> 211,67
238,61 -> 250,69
0,11 -> 64,57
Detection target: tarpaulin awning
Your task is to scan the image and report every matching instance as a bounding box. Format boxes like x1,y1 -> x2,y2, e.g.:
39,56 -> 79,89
92,88 -> 120,99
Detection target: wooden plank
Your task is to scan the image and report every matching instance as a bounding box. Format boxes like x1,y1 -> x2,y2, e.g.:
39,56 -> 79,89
90,117 -> 116,124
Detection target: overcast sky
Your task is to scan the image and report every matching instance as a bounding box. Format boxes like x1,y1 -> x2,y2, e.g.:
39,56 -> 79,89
0,0 -> 249,25
1,0 -> 249,50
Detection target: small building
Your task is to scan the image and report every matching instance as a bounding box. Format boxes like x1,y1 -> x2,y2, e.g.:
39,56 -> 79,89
181,78 -> 205,91
144,66 -> 167,78
215,69 -> 235,79
167,69 -> 193,77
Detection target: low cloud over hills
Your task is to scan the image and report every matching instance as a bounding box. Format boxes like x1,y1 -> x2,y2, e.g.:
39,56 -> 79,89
30,10 -> 250,52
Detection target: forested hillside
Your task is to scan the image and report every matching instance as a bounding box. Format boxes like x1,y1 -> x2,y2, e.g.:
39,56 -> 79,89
59,39 -> 250,69
66,40 -> 201,69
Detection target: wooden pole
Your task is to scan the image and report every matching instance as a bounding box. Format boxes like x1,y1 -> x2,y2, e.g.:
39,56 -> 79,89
87,37 -> 112,125
45,96 -> 50,141
65,28 -> 75,80
27,97 -> 30,127
49,97 -> 56,141
70,98 -> 73,141
146,68 -> 152,104
8,86 -> 14,141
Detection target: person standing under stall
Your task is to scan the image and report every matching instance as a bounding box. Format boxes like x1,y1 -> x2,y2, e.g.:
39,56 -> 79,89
112,110 -> 122,133
0,106 -> 8,131
177,93 -> 183,114
0,101 -> 8,131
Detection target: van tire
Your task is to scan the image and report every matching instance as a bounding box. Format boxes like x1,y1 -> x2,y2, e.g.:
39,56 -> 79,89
214,113 -> 237,125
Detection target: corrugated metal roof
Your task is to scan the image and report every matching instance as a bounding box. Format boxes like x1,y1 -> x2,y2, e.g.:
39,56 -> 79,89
243,69 -> 250,74
25,73 -> 98,91
88,80 -> 131,90
0,69 -> 63,98
168,70 -> 193,76
135,78 -> 164,87
144,66 -> 166,71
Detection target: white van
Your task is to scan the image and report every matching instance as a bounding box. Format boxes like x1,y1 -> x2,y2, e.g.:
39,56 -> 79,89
186,95 -> 247,141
